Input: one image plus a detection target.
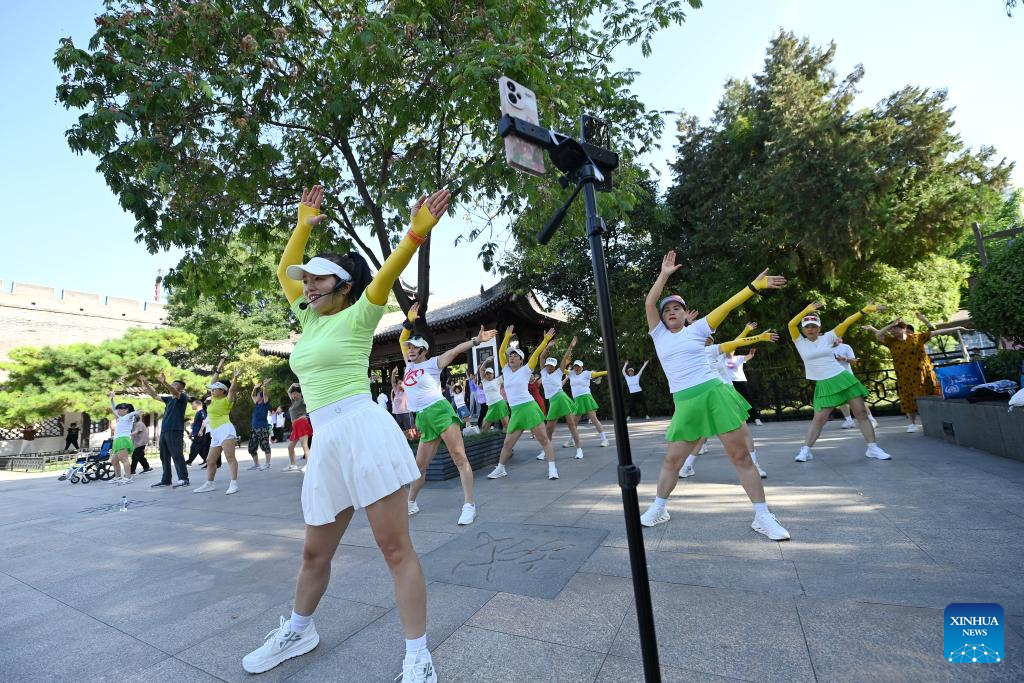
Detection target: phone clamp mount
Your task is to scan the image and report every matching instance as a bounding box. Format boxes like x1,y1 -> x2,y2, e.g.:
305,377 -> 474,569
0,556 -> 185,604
499,113 -> 661,683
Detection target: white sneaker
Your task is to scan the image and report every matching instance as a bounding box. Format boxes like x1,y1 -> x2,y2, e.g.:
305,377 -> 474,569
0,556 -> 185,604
697,443 -> 709,455
563,440 -> 575,448
548,463 -> 559,480
487,464 -> 507,479
121,477 -> 134,484
869,417 -> 879,429
794,446 -> 813,462
408,500 -> 419,516
841,417 -> 856,429
246,464 -> 260,471
756,464 -> 768,479
400,650 -> 437,683
751,512 -> 790,541
865,444 -> 892,460
457,504 -> 476,526
284,464 -> 301,472
242,616 -> 320,674
574,448 -> 584,460
259,464 -> 270,471
645,415 -> 651,420
193,481 -> 216,493
906,424 -> 918,433
536,451 -> 546,460
626,417 -> 631,423
599,437 -> 609,447
678,464 -> 696,479
640,505 -> 670,527
225,482 -> 239,495
754,419 -> 763,426
301,465 -> 307,473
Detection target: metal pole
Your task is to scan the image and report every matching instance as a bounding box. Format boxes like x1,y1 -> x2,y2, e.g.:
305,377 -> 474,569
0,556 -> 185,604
579,165 -> 662,682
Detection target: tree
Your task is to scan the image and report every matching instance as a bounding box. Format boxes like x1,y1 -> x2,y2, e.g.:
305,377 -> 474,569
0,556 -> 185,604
0,329 -> 205,427
968,236 -> 1024,345
954,188 -> 1024,274
55,0 -> 700,316
166,293 -> 291,367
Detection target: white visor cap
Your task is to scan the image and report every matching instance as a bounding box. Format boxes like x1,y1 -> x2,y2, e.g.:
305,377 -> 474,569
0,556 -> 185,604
801,315 -> 822,328
285,256 -> 352,282
572,360 -> 584,367
507,347 -> 526,359
407,337 -> 430,350
544,357 -> 558,367
208,381 -> 228,391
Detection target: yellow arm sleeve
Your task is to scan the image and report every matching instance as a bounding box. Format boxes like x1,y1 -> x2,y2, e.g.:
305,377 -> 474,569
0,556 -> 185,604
399,325 -> 411,353
277,206 -> 317,304
528,334 -> 554,371
365,207 -> 441,306
832,311 -> 865,338
707,277 -> 768,330
591,371 -> 608,379
734,324 -> 754,342
720,332 -> 773,355
498,330 -> 512,369
789,304 -> 817,341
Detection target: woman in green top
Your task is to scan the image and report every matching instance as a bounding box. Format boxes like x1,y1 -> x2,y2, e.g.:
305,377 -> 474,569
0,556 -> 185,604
243,185 -> 449,683
193,362 -> 243,495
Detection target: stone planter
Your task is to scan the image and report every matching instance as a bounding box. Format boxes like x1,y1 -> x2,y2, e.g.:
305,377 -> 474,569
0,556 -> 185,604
917,396 -> 1024,462
412,430 -> 505,481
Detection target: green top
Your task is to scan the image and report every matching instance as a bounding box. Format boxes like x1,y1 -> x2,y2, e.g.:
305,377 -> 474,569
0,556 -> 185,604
289,292 -> 385,412
207,396 -> 234,429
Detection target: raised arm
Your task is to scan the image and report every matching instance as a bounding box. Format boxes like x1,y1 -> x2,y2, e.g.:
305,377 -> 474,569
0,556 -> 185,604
720,331 -> 779,355
638,360 -> 649,376
708,269 -> 786,330
278,186 -> 328,304
498,325 -> 513,369
438,326 -> 498,369
622,360 -> 629,377
734,322 -> 757,342
591,370 -> 608,379
833,302 -> 885,337
561,336 -> 578,372
399,302 -> 419,353
136,377 -> 161,401
155,372 -> 181,399
210,358 -> 226,385
789,302 -> 821,342
366,190 -> 450,305
645,251 -> 684,330
226,369 -> 242,402
528,328 -> 556,371
109,391 -> 118,415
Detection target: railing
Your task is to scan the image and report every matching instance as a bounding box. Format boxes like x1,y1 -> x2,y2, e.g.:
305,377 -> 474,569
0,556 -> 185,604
744,366 -> 904,421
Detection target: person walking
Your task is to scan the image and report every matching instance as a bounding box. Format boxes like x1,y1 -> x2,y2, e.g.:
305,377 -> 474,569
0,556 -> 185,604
108,392 -> 141,485
286,384 -> 312,471
242,185 -> 449,681
130,415 -> 153,475
622,360 -> 650,421
249,379 -> 274,471
788,302 -> 893,462
193,365 -> 243,494
637,251 -> 790,541
139,374 -> 191,489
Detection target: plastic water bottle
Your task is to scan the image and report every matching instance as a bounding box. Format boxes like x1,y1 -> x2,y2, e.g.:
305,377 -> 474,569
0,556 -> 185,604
120,496 -> 128,512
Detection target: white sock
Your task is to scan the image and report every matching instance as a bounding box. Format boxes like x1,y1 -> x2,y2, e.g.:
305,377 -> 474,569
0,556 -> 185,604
867,442 -> 877,447
599,432 -> 606,439
289,611 -> 311,632
548,461 -> 557,471
749,450 -> 759,464
752,502 -> 769,516
230,479 -> 237,485
652,496 -> 668,512
683,455 -> 697,468
405,633 -> 427,655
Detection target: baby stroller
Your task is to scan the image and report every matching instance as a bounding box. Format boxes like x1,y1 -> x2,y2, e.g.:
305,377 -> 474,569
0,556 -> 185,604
58,439 -> 115,484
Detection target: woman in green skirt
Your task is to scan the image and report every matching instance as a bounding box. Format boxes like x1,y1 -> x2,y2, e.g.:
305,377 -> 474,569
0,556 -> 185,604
638,251 -> 791,541
477,359 -> 510,432
400,303 -> 497,526
789,301 -> 892,463
566,358 -> 610,449
537,335 -> 587,461
487,326 -> 561,480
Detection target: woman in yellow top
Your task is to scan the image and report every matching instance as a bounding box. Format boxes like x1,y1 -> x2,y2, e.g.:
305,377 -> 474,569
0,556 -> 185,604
242,186 -> 449,683
486,326 -> 561,480
193,361 -> 243,495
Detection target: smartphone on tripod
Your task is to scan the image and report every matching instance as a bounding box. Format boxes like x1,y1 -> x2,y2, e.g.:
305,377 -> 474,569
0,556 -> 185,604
498,76 -> 546,176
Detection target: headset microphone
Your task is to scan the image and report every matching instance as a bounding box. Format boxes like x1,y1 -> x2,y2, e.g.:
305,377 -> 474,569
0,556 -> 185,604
299,278 -> 348,310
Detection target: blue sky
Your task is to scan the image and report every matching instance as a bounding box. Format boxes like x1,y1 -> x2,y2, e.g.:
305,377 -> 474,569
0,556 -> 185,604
0,1 -> 1020,305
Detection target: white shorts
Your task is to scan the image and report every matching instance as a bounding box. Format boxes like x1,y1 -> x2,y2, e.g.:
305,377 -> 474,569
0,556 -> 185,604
209,422 -> 238,448
303,394 -> 420,526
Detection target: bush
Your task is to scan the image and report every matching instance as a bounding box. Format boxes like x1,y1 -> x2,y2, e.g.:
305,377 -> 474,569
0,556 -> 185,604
968,238 -> 1024,345
982,350 -> 1024,383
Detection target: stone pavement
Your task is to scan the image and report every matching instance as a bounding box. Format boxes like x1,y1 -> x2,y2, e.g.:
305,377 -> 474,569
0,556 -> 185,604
1,417 -> 1023,682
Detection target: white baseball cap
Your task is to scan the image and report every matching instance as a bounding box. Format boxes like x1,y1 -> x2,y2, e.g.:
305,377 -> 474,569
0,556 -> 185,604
572,360 -> 584,367
507,346 -> 526,359
406,336 -> 430,350
801,315 -> 822,328
207,381 -> 228,391
544,357 -> 558,367
285,256 -> 352,282
483,366 -> 495,375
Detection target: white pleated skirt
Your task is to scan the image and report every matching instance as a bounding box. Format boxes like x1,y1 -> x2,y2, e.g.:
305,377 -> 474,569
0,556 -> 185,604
303,394 -> 420,526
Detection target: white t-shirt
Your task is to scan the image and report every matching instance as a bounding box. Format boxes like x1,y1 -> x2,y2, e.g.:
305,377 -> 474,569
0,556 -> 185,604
650,317 -> 719,393
623,372 -> 643,393
503,365 -> 535,407
482,376 -> 504,404
452,390 -> 467,408
568,370 -> 594,398
721,354 -> 748,383
705,346 -> 730,384
540,367 -> 565,399
834,343 -> 856,372
402,357 -> 445,412
794,331 -> 846,381
375,393 -> 389,408
113,410 -> 141,438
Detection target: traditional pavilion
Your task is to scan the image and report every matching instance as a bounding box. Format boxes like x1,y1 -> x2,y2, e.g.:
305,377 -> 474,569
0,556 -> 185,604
258,279 -> 566,397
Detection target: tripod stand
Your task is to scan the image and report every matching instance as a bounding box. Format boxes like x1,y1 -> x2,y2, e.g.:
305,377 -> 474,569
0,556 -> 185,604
499,113 -> 662,682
